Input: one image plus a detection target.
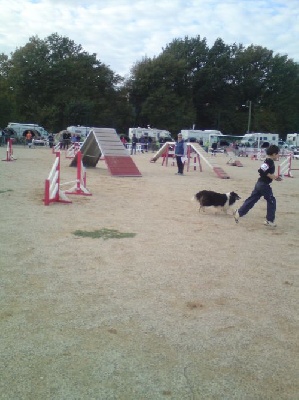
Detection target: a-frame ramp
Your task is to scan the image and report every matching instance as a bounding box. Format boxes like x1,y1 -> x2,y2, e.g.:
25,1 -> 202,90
190,143 -> 230,179
71,128 -> 141,177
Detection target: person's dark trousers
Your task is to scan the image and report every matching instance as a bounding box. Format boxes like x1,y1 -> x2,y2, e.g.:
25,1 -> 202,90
176,156 -> 184,174
238,181 -> 276,222
131,145 -> 136,155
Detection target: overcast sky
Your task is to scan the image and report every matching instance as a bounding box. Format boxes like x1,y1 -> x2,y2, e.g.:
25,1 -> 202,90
0,0 -> 298,77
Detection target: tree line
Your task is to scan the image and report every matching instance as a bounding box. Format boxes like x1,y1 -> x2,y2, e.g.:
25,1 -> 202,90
0,33 -> 298,138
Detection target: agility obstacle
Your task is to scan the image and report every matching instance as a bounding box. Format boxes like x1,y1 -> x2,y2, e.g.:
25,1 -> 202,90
2,139 -> 15,162
64,151 -> 92,196
162,143 -> 176,167
52,143 -> 61,154
184,143 -> 202,172
65,142 -> 81,159
44,151 -> 92,205
277,153 -> 294,178
44,152 -> 72,206
226,147 -> 243,167
150,142 -> 171,163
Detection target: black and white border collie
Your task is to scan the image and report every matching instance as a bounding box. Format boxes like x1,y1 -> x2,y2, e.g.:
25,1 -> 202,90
194,190 -> 241,213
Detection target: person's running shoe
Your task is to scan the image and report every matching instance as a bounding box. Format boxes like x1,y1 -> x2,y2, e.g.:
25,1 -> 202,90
233,209 -> 240,223
264,220 -> 277,227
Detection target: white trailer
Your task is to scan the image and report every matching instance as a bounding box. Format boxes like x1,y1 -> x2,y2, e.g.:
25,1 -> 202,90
7,122 -> 49,137
286,133 -> 299,147
180,129 -> 223,143
67,126 -> 91,137
128,127 -> 172,140
240,133 -> 279,147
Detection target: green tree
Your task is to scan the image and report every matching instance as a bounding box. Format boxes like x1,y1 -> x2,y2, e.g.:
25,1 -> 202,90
0,53 -> 16,127
6,33 -> 123,132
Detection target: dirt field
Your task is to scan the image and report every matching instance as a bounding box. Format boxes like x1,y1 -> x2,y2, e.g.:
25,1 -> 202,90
1,144 -> 298,400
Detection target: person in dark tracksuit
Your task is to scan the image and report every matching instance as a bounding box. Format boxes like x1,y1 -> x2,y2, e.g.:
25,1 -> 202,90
175,134 -> 186,175
234,145 -> 281,227
131,134 -> 138,155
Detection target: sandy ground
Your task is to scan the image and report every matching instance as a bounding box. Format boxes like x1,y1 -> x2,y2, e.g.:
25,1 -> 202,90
1,144 -> 298,400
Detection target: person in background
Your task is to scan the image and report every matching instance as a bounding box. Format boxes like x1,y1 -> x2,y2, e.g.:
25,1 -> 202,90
25,130 -> 33,148
0,130 -> 4,146
48,133 -> 54,148
71,134 -> 77,145
62,131 -> 69,149
121,136 -> 127,146
211,141 -> 217,156
139,135 -> 145,153
131,133 -> 138,155
204,140 -> 209,153
175,133 -> 186,175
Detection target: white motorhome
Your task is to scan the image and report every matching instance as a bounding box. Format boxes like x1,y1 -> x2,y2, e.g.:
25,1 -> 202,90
286,133 -> 299,147
6,122 -> 49,137
240,133 -> 279,147
67,126 -> 91,137
128,127 -> 172,141
180,129 -> 223,143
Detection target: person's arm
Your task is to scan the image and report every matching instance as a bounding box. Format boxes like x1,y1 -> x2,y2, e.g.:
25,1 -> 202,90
267,172 -> 282,181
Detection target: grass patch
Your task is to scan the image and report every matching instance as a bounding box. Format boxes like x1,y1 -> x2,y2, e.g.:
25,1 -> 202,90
0,189 -> 13,194
73,228 -> 136,240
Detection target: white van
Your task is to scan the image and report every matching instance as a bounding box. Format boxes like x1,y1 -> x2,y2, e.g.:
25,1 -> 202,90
180,129 -> 223,143
128,127 -> 172,141
286,133 -> 299,148
66,126 -> 91,137
240,133 -> 279,147
7,122 -> 49,137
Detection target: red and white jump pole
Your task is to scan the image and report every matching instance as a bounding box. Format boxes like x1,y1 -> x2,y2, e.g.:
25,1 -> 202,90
162,144 -> 175,166
186,144 -> 202,172
2,139 -> 15,162
65,151 -> 92,196
52,142 -> 61,154
44,152 -> 72,206
66,142 -> 81,159
277,153 -> 293,178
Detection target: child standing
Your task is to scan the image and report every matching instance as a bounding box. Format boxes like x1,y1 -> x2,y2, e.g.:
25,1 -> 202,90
234,145 -> 281,227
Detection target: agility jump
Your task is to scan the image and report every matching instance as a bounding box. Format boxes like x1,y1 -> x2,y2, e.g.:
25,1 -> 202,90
44,152 -> 72,206
2,139 -> 15,162
277,153 -> 296,178
65,142 -> 81,159
64,151 -> 92,196
44,151 -> 91,206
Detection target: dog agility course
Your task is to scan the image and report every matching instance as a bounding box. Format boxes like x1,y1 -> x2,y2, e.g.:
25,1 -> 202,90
1,139 -> 299,400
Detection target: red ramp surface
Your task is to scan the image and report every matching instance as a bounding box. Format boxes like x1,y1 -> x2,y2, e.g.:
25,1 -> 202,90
105,156 -> 142,177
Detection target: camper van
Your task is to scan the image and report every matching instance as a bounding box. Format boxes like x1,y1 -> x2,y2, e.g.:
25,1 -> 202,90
240,133 -> 279,147
6,122 -> 49,137
66,126 -> 91,137
286,133 -> 299,148
180,130 -> 223,143
128,127 -> 172,141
